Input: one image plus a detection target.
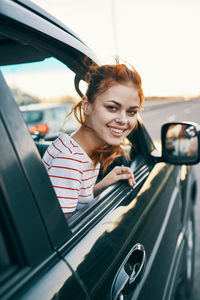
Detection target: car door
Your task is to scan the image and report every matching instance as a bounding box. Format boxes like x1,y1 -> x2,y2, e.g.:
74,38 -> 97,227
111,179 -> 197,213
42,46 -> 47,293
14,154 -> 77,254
55,125 -> 183,300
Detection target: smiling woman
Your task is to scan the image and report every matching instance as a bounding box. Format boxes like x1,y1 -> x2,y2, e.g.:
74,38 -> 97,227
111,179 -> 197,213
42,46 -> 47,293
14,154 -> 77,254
43,61 -> 144,219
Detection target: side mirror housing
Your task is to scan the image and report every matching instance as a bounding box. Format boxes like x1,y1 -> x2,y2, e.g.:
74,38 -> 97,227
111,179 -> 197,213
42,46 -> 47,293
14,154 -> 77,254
161,122 -> 200,165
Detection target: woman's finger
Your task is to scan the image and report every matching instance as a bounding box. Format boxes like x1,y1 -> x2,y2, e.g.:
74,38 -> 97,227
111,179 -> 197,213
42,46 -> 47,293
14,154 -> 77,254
128,177 -> 136,186
116,172 -> 136,185
115,166 -> 136,186
115,166 -> 131,175
121,166 -> 134,179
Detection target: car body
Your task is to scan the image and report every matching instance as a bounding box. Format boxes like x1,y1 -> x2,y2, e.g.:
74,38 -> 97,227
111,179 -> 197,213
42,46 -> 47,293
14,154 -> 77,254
0,1 -> 200,300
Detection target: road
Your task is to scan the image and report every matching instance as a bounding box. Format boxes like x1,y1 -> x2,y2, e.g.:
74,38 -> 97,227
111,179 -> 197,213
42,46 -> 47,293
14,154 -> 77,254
141,99 -> 200,300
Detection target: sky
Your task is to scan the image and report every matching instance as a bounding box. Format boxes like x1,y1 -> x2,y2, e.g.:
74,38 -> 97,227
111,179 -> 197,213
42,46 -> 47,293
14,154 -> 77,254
32,0 -> 200,97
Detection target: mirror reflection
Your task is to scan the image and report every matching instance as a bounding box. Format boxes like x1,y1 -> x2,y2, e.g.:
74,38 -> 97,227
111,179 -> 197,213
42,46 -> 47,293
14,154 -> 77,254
165,124 -> 198,158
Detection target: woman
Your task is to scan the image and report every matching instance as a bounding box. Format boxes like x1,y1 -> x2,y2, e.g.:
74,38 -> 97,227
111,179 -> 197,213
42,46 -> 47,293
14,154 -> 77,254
43,61 -> 144,220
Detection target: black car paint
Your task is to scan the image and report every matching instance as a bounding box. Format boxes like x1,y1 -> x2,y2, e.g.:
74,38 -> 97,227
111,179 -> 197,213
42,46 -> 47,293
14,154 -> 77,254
61,165 -> 182,300
0,1 -> 198,300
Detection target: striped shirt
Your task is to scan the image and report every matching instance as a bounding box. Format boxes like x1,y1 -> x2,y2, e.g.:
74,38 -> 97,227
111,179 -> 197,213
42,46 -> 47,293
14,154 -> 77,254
43,133 -> 100,213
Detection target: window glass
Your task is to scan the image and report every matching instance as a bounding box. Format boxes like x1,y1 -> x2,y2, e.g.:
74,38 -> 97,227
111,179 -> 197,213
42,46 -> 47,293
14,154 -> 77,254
1,49 -> 80,140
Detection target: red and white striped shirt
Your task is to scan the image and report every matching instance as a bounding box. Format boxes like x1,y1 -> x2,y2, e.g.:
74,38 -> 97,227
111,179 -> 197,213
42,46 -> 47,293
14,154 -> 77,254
43,133 -> 100,213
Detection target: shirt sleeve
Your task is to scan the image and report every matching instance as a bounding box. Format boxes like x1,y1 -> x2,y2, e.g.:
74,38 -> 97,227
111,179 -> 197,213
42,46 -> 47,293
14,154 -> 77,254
47,152 -> 83,213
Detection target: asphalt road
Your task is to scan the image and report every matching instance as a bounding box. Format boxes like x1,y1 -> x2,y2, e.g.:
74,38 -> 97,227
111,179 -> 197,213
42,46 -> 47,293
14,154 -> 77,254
141,99 -> 200,300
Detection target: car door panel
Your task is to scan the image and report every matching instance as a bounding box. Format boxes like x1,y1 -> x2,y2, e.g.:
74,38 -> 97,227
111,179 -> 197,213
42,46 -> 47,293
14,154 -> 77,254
178,165 -> 196,224
16,259 -> 90,300
131,165 -> 182,300
60,162 -> 181,300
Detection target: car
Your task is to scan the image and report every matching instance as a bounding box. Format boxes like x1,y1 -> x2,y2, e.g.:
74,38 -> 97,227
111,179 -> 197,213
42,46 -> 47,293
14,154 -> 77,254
0,1 -> 199,300
20,102 -> 78,140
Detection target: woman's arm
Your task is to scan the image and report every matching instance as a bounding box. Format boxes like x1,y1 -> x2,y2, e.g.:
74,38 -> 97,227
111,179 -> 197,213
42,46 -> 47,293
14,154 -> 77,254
94,165 -> 135,195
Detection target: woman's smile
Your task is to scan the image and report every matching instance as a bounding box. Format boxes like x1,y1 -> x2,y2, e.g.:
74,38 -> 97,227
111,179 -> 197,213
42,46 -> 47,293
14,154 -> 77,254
107,125 -> 127,137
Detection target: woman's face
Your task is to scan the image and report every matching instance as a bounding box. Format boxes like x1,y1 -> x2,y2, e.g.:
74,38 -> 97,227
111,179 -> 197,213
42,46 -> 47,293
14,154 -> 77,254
83,83 -> 140,146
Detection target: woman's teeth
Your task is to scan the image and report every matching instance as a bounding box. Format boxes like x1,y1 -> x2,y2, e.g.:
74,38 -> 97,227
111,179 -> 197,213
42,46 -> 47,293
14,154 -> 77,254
109,127 -> 123,134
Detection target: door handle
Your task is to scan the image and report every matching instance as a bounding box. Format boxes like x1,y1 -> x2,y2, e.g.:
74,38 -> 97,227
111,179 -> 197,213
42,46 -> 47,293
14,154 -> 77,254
111,243 -> 146,300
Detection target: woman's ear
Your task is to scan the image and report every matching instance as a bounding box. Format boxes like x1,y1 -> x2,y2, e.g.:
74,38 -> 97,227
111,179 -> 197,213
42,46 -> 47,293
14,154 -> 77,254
82,96 -> 91,115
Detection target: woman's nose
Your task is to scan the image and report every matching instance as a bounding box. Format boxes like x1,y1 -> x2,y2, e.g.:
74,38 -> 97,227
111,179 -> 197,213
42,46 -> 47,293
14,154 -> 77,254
115,111 -> 127,124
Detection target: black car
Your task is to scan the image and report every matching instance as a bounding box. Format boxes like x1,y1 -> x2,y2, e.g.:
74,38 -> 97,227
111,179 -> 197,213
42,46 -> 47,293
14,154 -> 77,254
0,1 -> 200,299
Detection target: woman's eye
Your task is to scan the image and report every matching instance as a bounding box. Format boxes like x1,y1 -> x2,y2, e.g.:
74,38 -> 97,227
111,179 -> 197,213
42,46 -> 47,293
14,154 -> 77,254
107,106 -> 117,111
127,110 -> 137,116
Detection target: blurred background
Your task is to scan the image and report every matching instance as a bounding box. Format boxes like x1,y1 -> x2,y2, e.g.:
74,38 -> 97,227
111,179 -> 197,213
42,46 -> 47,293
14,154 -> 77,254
32,0 -> 200,98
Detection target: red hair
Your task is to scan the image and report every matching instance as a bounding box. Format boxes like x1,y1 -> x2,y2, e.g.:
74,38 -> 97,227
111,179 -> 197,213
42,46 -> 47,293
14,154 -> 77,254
71,60 -> 144,171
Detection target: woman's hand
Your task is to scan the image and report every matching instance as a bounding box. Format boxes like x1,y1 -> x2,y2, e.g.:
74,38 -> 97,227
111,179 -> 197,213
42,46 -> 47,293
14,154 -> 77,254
94,165 -> 135,194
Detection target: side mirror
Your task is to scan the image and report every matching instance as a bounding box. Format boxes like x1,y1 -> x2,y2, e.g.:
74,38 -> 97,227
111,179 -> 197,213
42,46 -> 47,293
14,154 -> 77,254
161,122 -> 200,165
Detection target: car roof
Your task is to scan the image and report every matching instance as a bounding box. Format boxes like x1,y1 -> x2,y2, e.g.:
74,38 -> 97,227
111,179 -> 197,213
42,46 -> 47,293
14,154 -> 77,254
12,0 -> 85,44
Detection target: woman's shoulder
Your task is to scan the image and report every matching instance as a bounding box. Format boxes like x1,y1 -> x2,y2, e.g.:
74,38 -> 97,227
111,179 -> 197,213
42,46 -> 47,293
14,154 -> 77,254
43,133 -> 73,159
54,132 -> 74,154
57,133 -> 83,156
54,133 -> 90,164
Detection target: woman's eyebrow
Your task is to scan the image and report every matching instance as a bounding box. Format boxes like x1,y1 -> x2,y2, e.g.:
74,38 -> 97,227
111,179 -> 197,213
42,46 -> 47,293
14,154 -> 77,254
107,100 -> 139,109
107,100 -> 121,107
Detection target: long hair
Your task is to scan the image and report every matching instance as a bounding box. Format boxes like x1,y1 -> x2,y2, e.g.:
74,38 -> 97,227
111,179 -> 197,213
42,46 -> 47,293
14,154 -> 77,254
68,59 -> 144,172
